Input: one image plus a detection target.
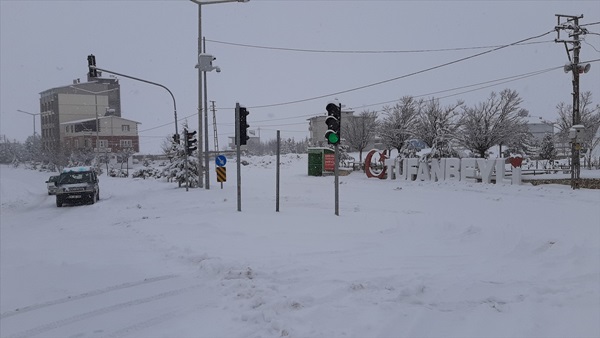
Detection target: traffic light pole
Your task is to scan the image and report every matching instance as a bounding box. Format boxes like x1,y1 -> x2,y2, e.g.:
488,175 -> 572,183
92,66 -> 179,136
276,130 -> 280,213
184,130 -> 190,192
334,143 -> 339,216
235,103 -> 242,212
325,101 -> 342,216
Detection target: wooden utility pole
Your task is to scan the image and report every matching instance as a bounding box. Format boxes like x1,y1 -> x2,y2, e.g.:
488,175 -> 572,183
555,14 -> 587,189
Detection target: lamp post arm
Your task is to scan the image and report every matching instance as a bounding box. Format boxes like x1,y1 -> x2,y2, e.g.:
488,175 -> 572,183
92,66 -> 179,135
190,0 -> 247,5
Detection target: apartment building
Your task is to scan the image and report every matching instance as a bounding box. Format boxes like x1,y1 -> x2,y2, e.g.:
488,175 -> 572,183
38,77 -> 138,154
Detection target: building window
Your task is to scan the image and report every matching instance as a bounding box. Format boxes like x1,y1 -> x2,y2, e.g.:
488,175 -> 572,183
122,125 -> 130,132
84,139 -> 91,148
99,140 -> 108,148
120,139 -> 132,148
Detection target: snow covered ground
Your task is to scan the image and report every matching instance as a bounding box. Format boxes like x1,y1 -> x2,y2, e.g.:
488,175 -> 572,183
1,154 -> 599,338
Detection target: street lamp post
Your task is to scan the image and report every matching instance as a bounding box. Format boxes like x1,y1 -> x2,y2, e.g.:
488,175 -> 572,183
189,0 -> 249,190
17,109 -> 40,138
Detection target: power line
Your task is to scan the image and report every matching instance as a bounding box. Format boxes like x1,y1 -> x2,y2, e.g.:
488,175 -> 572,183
138,60 -> 596,135
351,66 -> 561,110
245,30 -> 555,109
206,38 -> 552,54
580,21 -> 600,27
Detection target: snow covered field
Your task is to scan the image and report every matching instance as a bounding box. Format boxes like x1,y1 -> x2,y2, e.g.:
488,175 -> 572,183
1,154 -> 599,338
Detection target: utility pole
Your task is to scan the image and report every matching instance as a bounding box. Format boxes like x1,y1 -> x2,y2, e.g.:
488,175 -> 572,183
211,101 -> 219,152
555,14 -> 589,189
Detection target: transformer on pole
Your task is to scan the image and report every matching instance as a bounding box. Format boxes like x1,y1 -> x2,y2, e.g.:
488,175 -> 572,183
554,14 -> 591,189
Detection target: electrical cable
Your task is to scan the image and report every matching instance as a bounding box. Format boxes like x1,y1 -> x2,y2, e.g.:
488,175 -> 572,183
206,39 -> 553,54
244,30 -> 556,109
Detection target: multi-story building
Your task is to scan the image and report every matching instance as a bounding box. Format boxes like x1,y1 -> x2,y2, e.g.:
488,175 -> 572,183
308,109 -> 355,148
524,116 -> 571,157
38,77 -> 141,155
62,115 -> 140,153
525,116 -> 555,142
228,129 -> 260,149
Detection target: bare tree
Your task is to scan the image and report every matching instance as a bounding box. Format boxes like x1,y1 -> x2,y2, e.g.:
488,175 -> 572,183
378,96 -> 420,154
457,89 -> 530,158
414,98 -> 463,158
555,91 -> 600,166
342,110 -> 378,163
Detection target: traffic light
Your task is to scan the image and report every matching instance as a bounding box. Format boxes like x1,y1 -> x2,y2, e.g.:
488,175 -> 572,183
184,129 -> 197,155
238,107 -> 250,146
87,54 -> 98,78
172,133 -> 180,145
325,102 -> 341,145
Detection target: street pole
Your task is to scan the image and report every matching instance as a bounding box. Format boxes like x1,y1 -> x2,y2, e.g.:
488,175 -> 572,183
17,109 -> 38,138
276,130 -> 280,212
95,95 -> 99,160
236,103 -> 242,212
203,37 -> 210,189
197,4 -> 205,188
190,0 -> 250,189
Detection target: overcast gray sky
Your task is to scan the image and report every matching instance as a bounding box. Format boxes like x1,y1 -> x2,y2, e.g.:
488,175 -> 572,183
1,0 -> 599,154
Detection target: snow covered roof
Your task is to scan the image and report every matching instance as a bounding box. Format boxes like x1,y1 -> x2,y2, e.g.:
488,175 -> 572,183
62,166 -> 94,173
60,116 -> 141,125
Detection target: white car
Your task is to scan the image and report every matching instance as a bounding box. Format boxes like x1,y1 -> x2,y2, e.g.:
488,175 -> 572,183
45,175 -> 60,195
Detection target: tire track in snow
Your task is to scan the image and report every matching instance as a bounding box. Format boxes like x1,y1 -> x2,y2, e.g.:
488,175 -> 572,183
105,304 -> 206,338
0,274 -> 177,319
6,283 -> 203,338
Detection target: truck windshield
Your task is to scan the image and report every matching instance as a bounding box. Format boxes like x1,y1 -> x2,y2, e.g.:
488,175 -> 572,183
59,172 -> 93,184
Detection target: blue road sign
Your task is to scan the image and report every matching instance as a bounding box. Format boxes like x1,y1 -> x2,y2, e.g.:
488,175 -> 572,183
215,155 -> 227,167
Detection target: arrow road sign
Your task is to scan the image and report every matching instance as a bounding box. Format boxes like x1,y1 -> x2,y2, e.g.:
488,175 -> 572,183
215,154 -> 227,167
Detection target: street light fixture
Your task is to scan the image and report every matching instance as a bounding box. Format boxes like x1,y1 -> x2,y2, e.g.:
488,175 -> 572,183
16,109 -> 40,138
189,0 -> 249,190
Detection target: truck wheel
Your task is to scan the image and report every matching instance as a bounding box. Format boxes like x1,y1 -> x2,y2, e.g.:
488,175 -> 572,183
56,197 -> 63,207
90,192 -> 97,204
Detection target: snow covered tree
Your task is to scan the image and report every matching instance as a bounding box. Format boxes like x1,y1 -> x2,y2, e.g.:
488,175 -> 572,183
457,89 -> 530,158
0,138 -> 22,164
378,96 -> 420,154
538,133 -> 557,161
161,127 -> 199,187
23,135 -> 43,162
162,143 -> 199,187
342,110 -> 378,163
554,91 -> 600,166
413,98 -> 462,158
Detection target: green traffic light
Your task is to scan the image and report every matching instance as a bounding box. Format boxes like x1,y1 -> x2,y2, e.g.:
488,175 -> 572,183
328,133 -> 340,144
